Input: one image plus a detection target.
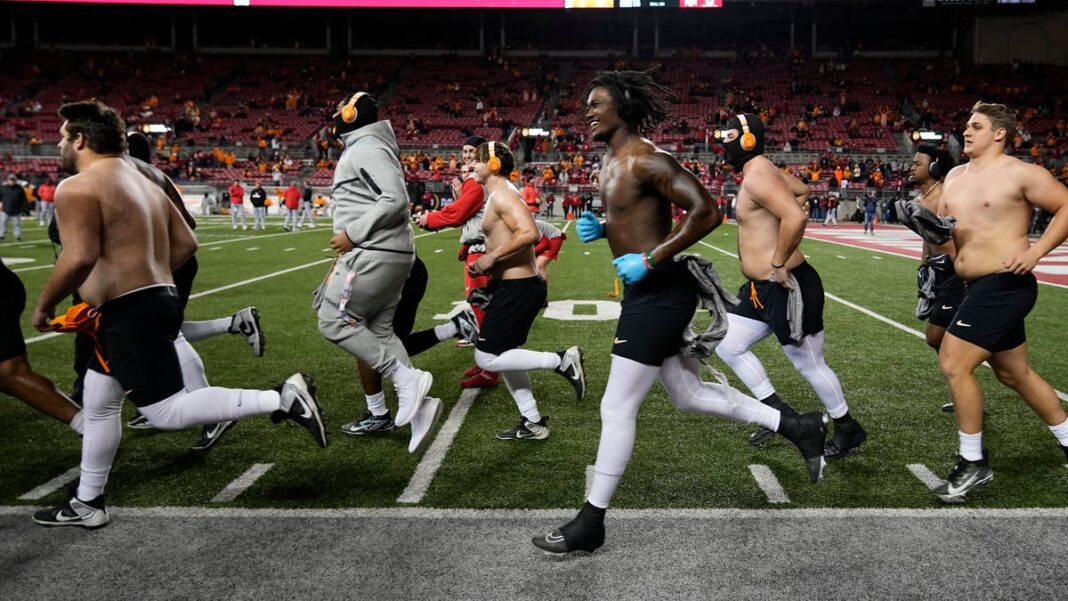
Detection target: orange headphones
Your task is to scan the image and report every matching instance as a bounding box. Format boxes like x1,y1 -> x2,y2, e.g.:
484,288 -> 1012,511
339,92 -> 368,124
737,114 -> 757,152
487,141 -> 501,175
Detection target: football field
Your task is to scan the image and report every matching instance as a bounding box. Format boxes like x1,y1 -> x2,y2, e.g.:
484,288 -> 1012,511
2,216 -> 1067,599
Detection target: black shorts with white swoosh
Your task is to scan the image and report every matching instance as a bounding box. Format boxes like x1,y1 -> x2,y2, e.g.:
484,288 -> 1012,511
947,272 -> 1037,353
613,260 -> 698,366
928,272 -> 966,329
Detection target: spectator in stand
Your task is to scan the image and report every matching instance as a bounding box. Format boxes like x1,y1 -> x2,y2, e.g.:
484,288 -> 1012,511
36,178 -> 56,227
228,180 -> 247,230
250,181 -> 268,230
1,175 -> 26,242
282,181 -> 302,231
297,180 -> 316,229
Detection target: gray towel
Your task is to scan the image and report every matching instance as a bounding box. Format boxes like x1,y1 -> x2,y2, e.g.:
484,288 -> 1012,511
896,199 -> 956,246
916,263 -> 935,320
768,272 -> 804,342
677,253 -> 738,358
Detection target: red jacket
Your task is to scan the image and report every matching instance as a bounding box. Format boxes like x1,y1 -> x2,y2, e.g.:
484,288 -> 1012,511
228,184 -> 244,204
283,186 -> 301,209
425,178 -> 485,230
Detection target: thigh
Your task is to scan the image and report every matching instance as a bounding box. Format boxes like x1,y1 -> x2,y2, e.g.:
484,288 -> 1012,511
0,267 -> 26,363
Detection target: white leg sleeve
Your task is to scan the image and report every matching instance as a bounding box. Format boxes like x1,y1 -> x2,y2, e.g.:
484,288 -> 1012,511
782,331 -> 849,419
587,355 -> 661,509
180,317 -> 232,343
659,355 -> 780,430
501,371 -> 540,423
715,314 -> 777,400
474,349 -> 560,373
77,370 -> 126,501
174,333 -> 209,391
138,388 -> 281,430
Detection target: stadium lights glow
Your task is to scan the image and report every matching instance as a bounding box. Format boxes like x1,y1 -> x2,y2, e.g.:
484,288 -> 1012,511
523,128 -> 550,137
918,131 -> 943,141
142,124 -> 172,134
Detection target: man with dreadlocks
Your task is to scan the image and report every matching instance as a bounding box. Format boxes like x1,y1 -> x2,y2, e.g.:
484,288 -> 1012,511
532,71 -> 827,557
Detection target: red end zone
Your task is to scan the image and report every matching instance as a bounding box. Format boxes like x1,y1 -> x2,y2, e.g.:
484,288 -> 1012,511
803,223 -> 1068,289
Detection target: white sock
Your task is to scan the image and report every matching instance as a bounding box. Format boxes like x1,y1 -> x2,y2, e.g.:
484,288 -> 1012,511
434,322 -> 457,341
958,431 -> 983,461
1049,418 -> 1068,446
366,391 -> 388,417
139,388 -> 281,430
501,371 -> 541,423
180,317 -> 232,343
474,349 -> 561,373
69,410 -> 84,435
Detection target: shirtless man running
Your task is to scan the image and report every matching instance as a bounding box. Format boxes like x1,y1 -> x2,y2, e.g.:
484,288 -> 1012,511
30,101 -> 326,529
933,101 -> 1068,502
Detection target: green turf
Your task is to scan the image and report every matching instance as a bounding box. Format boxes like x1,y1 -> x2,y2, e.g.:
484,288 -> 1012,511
2,216 -> 1066,509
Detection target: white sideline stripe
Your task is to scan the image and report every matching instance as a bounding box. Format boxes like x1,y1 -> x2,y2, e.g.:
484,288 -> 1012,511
12,264 -> 53,273
585,465 -> 594,499
17,466 -> 80,500
907,464 -> 944,491
245,247 -> 259,251
697,240 -> 1068,404
871,256 -> 882,260
562,219 -> 573,233
0,239 -> 49,248
748,465 -> 791,504
198,229 -> 318,247
284,248 -> 295,252
209,246 -> 221,250
5,505 -> 1068,520
397,388 -> 480,504
211,463 -> 274,503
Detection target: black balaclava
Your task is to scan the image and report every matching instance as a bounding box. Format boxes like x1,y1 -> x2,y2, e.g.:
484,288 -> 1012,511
723,112 -> 765,171
332,92 -> 379,138
127,131 -> 152,163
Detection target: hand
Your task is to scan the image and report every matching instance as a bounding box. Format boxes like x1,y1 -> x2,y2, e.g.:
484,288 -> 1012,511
330,230 -> 355,254
1003,249 -> 1039,275
32,305 -> 56,332
416,211 -> 431,229
467,254 -> 495,276
771,265 -> 793,290
450,177 -> 463,199
613,253 -> 650,285
576,212 -> 605,243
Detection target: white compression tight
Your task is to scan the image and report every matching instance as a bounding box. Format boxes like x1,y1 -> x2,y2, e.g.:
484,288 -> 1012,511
715,314 -> 848,419
179,317 -> 231,344
586,354 -> 781,509
474,349 -> 562,422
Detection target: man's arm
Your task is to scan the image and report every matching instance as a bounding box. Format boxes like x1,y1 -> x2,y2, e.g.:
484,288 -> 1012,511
33,184 -> 102,323
1010,162 -> 1068,273
423,177 -> 484,229
748,166 -> 807,273
633,152 -> 720,264
781,169 -> 810,208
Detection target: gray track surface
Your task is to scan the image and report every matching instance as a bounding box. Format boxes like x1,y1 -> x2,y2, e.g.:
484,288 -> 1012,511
2,507 -> 1066,600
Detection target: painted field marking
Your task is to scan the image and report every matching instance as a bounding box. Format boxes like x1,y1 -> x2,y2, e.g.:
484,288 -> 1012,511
211,463 -> 275,503
748,464 -> 791,504
397,388 -> 480,504
17,466 -> 80,501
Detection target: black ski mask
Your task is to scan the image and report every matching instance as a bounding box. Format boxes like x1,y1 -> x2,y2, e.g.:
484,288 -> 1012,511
723,113 -> 765,171
331,92 -> 379,139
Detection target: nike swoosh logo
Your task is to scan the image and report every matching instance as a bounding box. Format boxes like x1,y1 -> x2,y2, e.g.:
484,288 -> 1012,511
478,337 -> 486,341
956,321 -> 972,327
613,338 -> 627,344
546,532 -> 565,544
941,305 -> 954,310
294,400 -> 313,419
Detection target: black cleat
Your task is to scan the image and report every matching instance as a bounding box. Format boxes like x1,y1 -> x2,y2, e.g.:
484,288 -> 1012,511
779,412 -> 828,483
33,495 -> 109,529
555,346 -> 586,401
941,402 -> 954,413
824,418 -> 867,459
532,502 -> 606,557
496,415 -> 550,441
191,420 -> 238,451
1061,445 -> 1068,463
274,373 -> 328,448
340,411 -> 395,435
749,426 -> 776,447
933,450 -> 993,503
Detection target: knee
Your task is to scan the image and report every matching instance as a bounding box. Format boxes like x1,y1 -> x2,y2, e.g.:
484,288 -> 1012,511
0,357 -> 27,391
993,365 -> 1027,389
474,350 -> 498,372
938,353 -> 971,382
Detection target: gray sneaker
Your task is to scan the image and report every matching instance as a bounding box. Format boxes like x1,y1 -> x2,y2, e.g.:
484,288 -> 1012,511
341,411 -> 395,435
496,415 -> 550,441
450,309 -> 479,345
933,450 -> 993,503
277,373 -> 328,448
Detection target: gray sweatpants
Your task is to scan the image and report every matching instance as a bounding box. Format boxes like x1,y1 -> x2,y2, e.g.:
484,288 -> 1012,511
283,208 -> 299,230
297,201 -> 316,228
0,212 -> 21,240
317,247 -> 415,376
253,206 -> 267,229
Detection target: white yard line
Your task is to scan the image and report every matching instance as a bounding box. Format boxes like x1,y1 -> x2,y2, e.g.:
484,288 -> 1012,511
907,464 -> 944,491
748,465 -> 791,504
12,264 -> 53,273
211,464 -> 275,503
17,466 -> 80,501
397,388 -> 480,504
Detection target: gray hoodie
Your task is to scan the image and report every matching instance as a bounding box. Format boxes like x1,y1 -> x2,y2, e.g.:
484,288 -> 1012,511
332,121 -> 414,254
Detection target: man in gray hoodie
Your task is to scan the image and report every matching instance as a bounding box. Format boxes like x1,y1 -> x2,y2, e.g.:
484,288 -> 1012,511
316,92 -> 440,453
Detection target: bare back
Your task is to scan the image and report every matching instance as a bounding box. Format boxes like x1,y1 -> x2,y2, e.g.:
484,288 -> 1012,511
600,138 -> 674,258
481,183 -> 538,280
941,155 -> 1033,281
735,156 -> 808,281
58,158 -> 178,305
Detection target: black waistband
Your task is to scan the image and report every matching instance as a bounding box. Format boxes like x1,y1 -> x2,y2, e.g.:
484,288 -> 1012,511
357,244 -> 414,255
488,275 -> 545,289
99,285 -> 178,311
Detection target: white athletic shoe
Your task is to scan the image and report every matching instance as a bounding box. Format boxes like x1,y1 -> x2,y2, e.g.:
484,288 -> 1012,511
394,368 -> 433,427
408,396 -> 443,454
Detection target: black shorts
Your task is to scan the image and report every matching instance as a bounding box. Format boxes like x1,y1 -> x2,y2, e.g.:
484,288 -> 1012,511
0,262 -> 27,363
173,255 -> 198,310
613,260 -> 698,367
947,272 -> 1037,353
476,276 -> 547,356
928,271 -> 966,329
728,261 -> 825,346
89,286 -> 185,407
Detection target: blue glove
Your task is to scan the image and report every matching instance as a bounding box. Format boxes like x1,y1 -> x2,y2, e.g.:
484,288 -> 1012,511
613,253 -> 651,285
576,212 -> 605,243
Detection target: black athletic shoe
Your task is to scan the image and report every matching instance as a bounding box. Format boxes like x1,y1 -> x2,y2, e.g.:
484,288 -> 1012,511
532,502 -> 606,557
824,418 -> 868,459
191,420 -> 238,450
450,309 -> 479,346
33,495 -> 109,529
496,415 -> 549,441
555,346 -> 586,401
126,412 -> 154,430
941,402 -> 954,413
230,306 -> 264,357
340,411 -> 395,435
274,373 -> 328,448
1061,445 -> 1068,462
749,426 -> 776,447
933,450 -> 993,503
778,412 -> 828,483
